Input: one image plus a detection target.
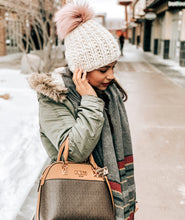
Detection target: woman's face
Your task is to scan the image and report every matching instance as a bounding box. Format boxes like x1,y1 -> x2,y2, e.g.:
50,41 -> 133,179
87,61 -> 117,90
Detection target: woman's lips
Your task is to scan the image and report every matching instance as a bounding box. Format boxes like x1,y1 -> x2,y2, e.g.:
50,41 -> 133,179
102,83 -> 110,87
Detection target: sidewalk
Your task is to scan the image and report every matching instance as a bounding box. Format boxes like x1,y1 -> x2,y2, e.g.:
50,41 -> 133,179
120,42 -> 185,89
16,42 -> 185,220
142,51 -> 185,89
118,43 -> 185,220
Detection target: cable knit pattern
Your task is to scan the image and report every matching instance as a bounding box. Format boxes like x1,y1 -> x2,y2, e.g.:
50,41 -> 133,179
54,2 -> 120,73
65,20 -> 120,72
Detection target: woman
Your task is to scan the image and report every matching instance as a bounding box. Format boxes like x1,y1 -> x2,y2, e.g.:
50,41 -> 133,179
29,2 -> 138,220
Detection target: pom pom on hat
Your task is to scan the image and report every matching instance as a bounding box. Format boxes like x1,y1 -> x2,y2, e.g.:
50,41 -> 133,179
54,2 -> 95,39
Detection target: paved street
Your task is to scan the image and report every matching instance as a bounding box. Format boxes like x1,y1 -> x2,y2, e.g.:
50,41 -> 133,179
16,43 -> 185,220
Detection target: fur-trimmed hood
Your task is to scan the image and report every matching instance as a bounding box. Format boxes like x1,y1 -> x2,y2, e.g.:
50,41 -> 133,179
28,67 -> 68,103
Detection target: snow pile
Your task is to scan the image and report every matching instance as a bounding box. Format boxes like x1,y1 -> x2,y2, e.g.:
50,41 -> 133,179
0,53 -> 22,63
0,69 -> 48,220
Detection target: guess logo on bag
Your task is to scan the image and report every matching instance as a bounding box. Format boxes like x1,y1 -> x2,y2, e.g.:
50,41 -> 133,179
74,170 -> 88,177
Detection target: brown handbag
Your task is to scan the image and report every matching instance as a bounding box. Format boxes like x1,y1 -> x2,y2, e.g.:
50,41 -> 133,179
36,137 -> 115,220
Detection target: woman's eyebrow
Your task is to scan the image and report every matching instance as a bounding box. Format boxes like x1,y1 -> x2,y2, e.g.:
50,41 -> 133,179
104,62 -> 117,68
99,66 -> 109,69
103,65 -> 111,68
98,62 -> 117,70
100,64 -> 116,69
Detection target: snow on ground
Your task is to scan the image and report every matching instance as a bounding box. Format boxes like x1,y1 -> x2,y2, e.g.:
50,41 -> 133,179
141,48 -> 185,76
0,69 -> 48,220
0,53 -> 22,63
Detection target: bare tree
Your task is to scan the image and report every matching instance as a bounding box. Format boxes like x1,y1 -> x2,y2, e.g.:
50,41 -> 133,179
1,0 -> 64,73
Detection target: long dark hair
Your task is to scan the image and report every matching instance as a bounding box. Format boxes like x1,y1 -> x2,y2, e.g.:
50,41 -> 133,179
113,79 -> 128,102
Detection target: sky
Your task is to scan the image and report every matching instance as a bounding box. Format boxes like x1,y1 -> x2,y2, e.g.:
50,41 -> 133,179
86,0 -> 125,19
86,0 -> 126,29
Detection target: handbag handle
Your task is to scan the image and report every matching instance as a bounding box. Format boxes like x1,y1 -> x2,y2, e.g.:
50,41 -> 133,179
57,137 -> 69,162
57,137 -> 98,169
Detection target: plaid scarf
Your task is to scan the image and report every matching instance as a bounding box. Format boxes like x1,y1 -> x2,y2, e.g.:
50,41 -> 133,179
62,69 -> 136,220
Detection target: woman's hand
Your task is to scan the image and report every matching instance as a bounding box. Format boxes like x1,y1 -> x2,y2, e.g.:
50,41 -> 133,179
72,68 -> 97,97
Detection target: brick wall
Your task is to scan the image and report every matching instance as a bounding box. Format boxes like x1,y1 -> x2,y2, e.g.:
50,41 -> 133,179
0,9 -> 6,56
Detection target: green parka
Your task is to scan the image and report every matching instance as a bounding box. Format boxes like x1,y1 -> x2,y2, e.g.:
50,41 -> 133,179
29,69 -> 105,163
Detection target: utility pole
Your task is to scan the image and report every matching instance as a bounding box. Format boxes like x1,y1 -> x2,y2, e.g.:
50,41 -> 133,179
61,0 -> 73,5
118,1 -> 132,39
61,0 -> 66,5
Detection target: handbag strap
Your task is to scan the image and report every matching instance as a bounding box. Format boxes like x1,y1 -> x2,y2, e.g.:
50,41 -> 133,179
57,137 -> 98,169
57,137 -> 69,162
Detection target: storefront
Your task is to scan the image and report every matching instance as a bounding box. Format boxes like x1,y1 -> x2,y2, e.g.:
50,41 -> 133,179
131,0 -> 146,49
170,10 -> 182,62
0,8 -> 6,56
145,0 -> 185,66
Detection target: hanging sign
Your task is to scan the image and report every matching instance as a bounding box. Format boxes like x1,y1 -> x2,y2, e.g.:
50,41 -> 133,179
168,1 -> 185,8
145,12 -> 156,20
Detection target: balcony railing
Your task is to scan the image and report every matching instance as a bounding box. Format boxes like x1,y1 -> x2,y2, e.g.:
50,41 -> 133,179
146,0 -> 161,8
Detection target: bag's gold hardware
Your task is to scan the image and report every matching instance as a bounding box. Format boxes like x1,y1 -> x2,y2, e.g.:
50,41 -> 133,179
95,167 -> 109,177
61,165 -> 68,175
92,167 -> 109,177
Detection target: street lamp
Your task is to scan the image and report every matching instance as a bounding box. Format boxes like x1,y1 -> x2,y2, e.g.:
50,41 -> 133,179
118,0 -> 132,6
118,0 -> 132,39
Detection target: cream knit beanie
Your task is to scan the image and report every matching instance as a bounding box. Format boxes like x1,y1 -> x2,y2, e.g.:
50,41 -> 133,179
55,2 -> 120,72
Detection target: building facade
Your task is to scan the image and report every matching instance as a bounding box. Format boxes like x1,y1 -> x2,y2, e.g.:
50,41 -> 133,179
0,8 -> 6,56
130,0 -> 185,66
0,0 -> 63,56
